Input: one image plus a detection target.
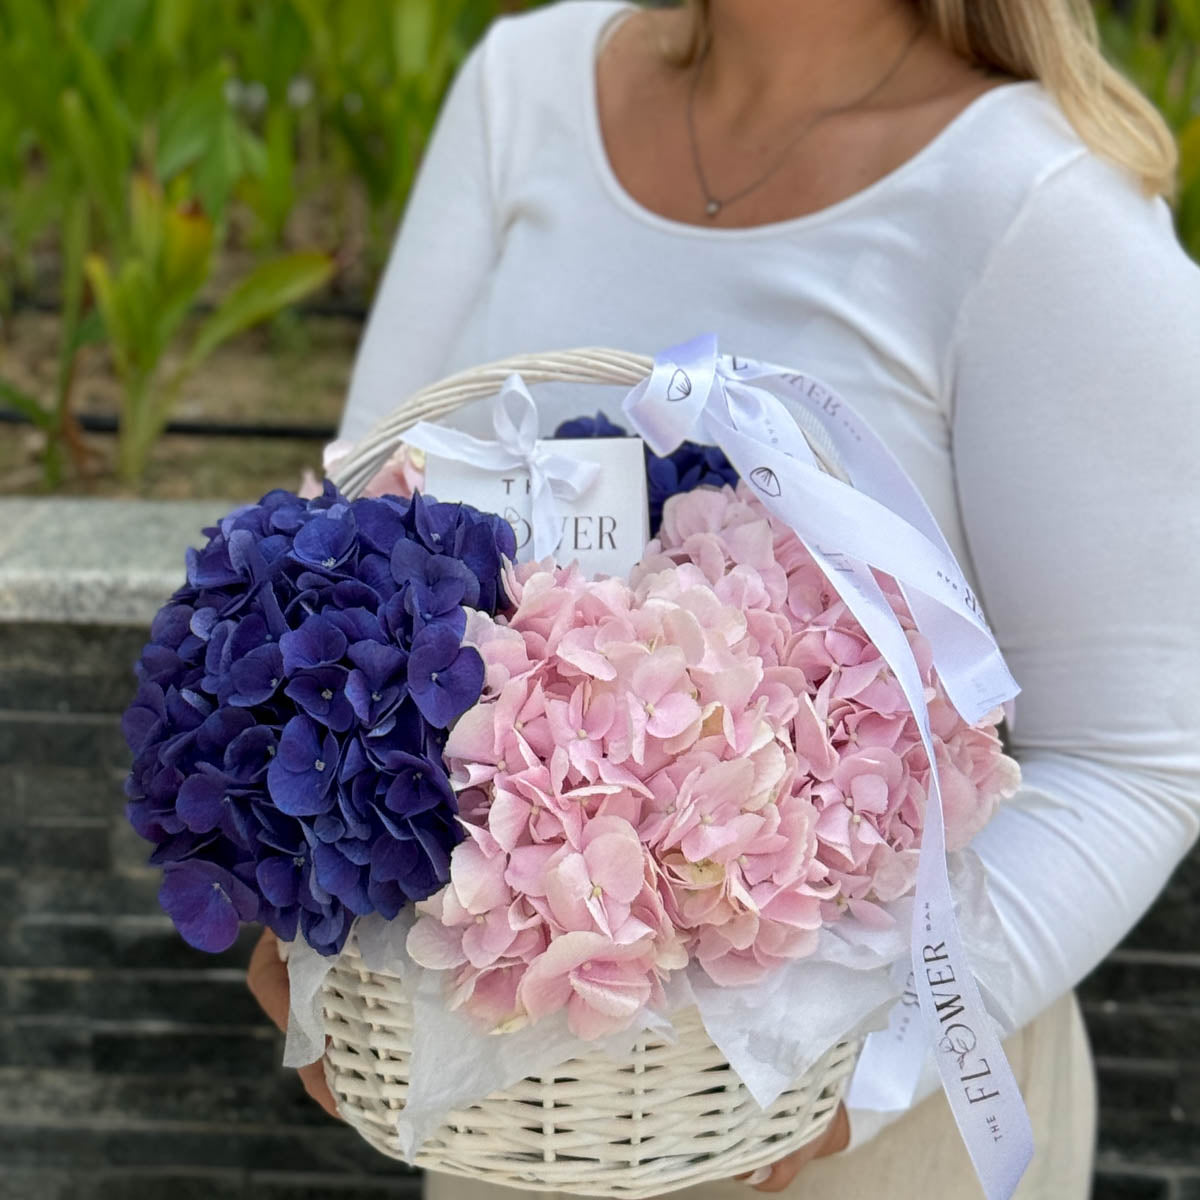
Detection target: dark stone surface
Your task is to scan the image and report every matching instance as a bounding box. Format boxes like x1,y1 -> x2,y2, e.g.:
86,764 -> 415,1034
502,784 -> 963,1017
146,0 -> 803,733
1081,952 -> 1200,1009
1085,1005 -> 1200,1061
0,917 -> 258,970
0,1068 -> 328,1127
0,713 -> 129,770
1121,851 -> 1200,956
3,970 -> 262,1025
0,624 -> 146,713
1095,1062 -> 1200,1166
1091,1171 -> 1176,1200
2,620 -> 1198,1194
0,1127 -> 417,1176
0,824 -> 112,872
6,869 -> 162,918
11,765 -> 129,822
0,1173 -> 421,1200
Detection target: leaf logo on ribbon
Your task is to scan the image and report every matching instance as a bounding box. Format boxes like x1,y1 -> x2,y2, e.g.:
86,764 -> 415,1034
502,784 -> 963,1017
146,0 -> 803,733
666,368 -> 692,403
749,466 -> 781,497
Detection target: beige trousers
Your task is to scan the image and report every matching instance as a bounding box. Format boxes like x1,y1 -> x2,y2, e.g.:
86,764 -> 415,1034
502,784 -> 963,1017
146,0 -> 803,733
423,991 -> 1096,1200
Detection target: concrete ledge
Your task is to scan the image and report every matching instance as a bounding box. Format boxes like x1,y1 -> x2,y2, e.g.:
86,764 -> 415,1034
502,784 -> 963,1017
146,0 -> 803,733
0,499 -> 229,626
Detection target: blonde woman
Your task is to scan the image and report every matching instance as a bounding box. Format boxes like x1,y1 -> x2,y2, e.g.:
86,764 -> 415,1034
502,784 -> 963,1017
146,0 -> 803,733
249,0 -> 1200,1195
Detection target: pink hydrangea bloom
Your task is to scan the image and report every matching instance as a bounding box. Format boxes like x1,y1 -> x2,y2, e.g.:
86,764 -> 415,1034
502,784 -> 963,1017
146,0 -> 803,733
651,485 -> 1019,926
407,482 -> 1019,1039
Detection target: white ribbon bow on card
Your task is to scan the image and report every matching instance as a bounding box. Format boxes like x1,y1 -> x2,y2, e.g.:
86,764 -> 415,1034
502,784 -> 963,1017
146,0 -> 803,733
402,373 -> 602,562
622,334 -> 1033,1200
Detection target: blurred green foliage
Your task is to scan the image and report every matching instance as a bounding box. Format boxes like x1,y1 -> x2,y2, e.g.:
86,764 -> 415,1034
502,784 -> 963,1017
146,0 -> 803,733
0,0 -> 1194,486
0,0 -> 544,485
1096,0 -> 1200,258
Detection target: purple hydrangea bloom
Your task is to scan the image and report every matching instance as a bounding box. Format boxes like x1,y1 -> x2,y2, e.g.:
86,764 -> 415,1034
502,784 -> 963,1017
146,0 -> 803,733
123,484 -> 515,957
553,413 -> 740,534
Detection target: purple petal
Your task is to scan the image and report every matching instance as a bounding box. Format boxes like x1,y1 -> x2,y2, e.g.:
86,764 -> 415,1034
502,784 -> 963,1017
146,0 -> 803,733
176,772 -> 227,834
293,510 -> 357,568
223,726 -> 275,782
275,715 -> 322,773
159,860 -> 258,953
256,855 -> 302,908
228,643 -> 284,707
280,615 -> 348,674
409,641 -> 484,729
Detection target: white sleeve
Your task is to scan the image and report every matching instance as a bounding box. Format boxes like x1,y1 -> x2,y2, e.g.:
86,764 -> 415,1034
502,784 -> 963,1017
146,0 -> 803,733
850,153 -> 1200,1144
338,39 -> 498,442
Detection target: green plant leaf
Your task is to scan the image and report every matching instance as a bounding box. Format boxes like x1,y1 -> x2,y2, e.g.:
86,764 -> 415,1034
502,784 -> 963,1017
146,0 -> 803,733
129,173 -> 165,268
156,201 -> 215,347
1178,116 -> 1200,193
155,68 -> 228,182
60,193 -> 90,330
69,309 -> 107,355
60,88 -> 126,246
161,201 -> 214,300
394,0 -> 434,80
1170,0 -> 1200,45
181,251 -> 333,375
79,0 -> 152,56
84,253 -> 127,372
0,378 -> 53,429
85,253 -> 159,379
64,22 -> 136,166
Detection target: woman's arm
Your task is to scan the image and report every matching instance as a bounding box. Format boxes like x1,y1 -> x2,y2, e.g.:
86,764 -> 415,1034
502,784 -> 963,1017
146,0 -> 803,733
953,150 -> 1200,1011
849,150 -> 1200,1147
339,39 -> 498,443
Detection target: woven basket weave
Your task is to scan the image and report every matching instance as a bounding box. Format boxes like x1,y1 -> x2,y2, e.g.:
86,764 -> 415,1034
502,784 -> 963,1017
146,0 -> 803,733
318,348 -> 862,1197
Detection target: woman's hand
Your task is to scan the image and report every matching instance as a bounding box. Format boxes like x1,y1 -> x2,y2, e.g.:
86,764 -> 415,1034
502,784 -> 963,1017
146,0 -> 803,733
735,1104 -> 850,1192
247,927 -> 341,1120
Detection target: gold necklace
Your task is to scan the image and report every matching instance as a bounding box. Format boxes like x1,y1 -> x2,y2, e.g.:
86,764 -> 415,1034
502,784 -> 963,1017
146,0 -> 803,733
686,20 -> 927,219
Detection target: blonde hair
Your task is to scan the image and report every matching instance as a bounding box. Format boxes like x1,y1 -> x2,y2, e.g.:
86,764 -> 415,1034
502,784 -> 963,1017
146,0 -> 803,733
673,0 -> 1177,196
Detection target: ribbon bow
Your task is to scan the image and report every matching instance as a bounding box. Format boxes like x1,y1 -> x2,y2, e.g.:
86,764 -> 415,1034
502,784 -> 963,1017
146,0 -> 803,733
623,335 -> 1032,1200
402,374 -> 601,562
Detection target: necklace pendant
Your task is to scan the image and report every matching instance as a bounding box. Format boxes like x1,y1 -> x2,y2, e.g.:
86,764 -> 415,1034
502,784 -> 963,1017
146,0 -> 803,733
705,199 -> 721,218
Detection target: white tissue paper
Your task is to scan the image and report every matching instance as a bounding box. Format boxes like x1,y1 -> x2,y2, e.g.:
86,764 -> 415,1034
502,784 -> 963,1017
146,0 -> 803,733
280,849 -> 1015,1159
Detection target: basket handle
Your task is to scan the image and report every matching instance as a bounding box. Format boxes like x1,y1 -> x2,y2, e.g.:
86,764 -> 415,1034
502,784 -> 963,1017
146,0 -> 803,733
331,348 -> 654,500
331,345 -> 848,500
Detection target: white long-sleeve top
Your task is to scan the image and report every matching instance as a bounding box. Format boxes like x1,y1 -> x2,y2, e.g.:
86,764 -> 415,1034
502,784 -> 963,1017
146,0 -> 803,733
341,0 -> 1200,1136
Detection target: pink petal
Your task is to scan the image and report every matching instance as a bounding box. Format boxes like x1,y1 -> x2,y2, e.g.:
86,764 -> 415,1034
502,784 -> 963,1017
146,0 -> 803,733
792,694 -> 839,779
583,832 -> 645,903
646,692 -> 702,740
505,844 -> 557,897
488,789 -> 532,851
557,629 -> 617,680
631,647 -> 687,705
444,703 -> 500,764
680,823 -> 739,862
406,915 -> 467,969
517,931 -> 628,1020
569,962 -> 652,1020
462,911 -> 518,967
461,965 -> 523,1026
451,841 -> 511,913
545,852 -> 596,932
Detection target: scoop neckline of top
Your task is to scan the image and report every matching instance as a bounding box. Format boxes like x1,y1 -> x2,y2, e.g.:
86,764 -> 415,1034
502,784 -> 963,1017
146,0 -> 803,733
583,0 -> 1041,240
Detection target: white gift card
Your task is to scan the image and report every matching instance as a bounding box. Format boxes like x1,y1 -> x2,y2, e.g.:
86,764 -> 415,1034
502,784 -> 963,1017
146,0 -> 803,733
423,437 -> 649,579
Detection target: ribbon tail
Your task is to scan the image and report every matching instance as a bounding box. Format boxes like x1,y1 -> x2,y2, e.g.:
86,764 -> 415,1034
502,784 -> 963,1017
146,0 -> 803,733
529,471 -> 561,562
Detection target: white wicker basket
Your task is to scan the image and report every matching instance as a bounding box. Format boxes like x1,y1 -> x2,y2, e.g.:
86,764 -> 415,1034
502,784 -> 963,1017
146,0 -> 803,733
317,348 -> 862,1198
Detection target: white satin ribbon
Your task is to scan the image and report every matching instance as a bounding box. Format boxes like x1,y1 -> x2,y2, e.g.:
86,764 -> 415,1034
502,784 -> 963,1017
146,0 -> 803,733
402,374 -> 602,562
622,335 -> 1033,1200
